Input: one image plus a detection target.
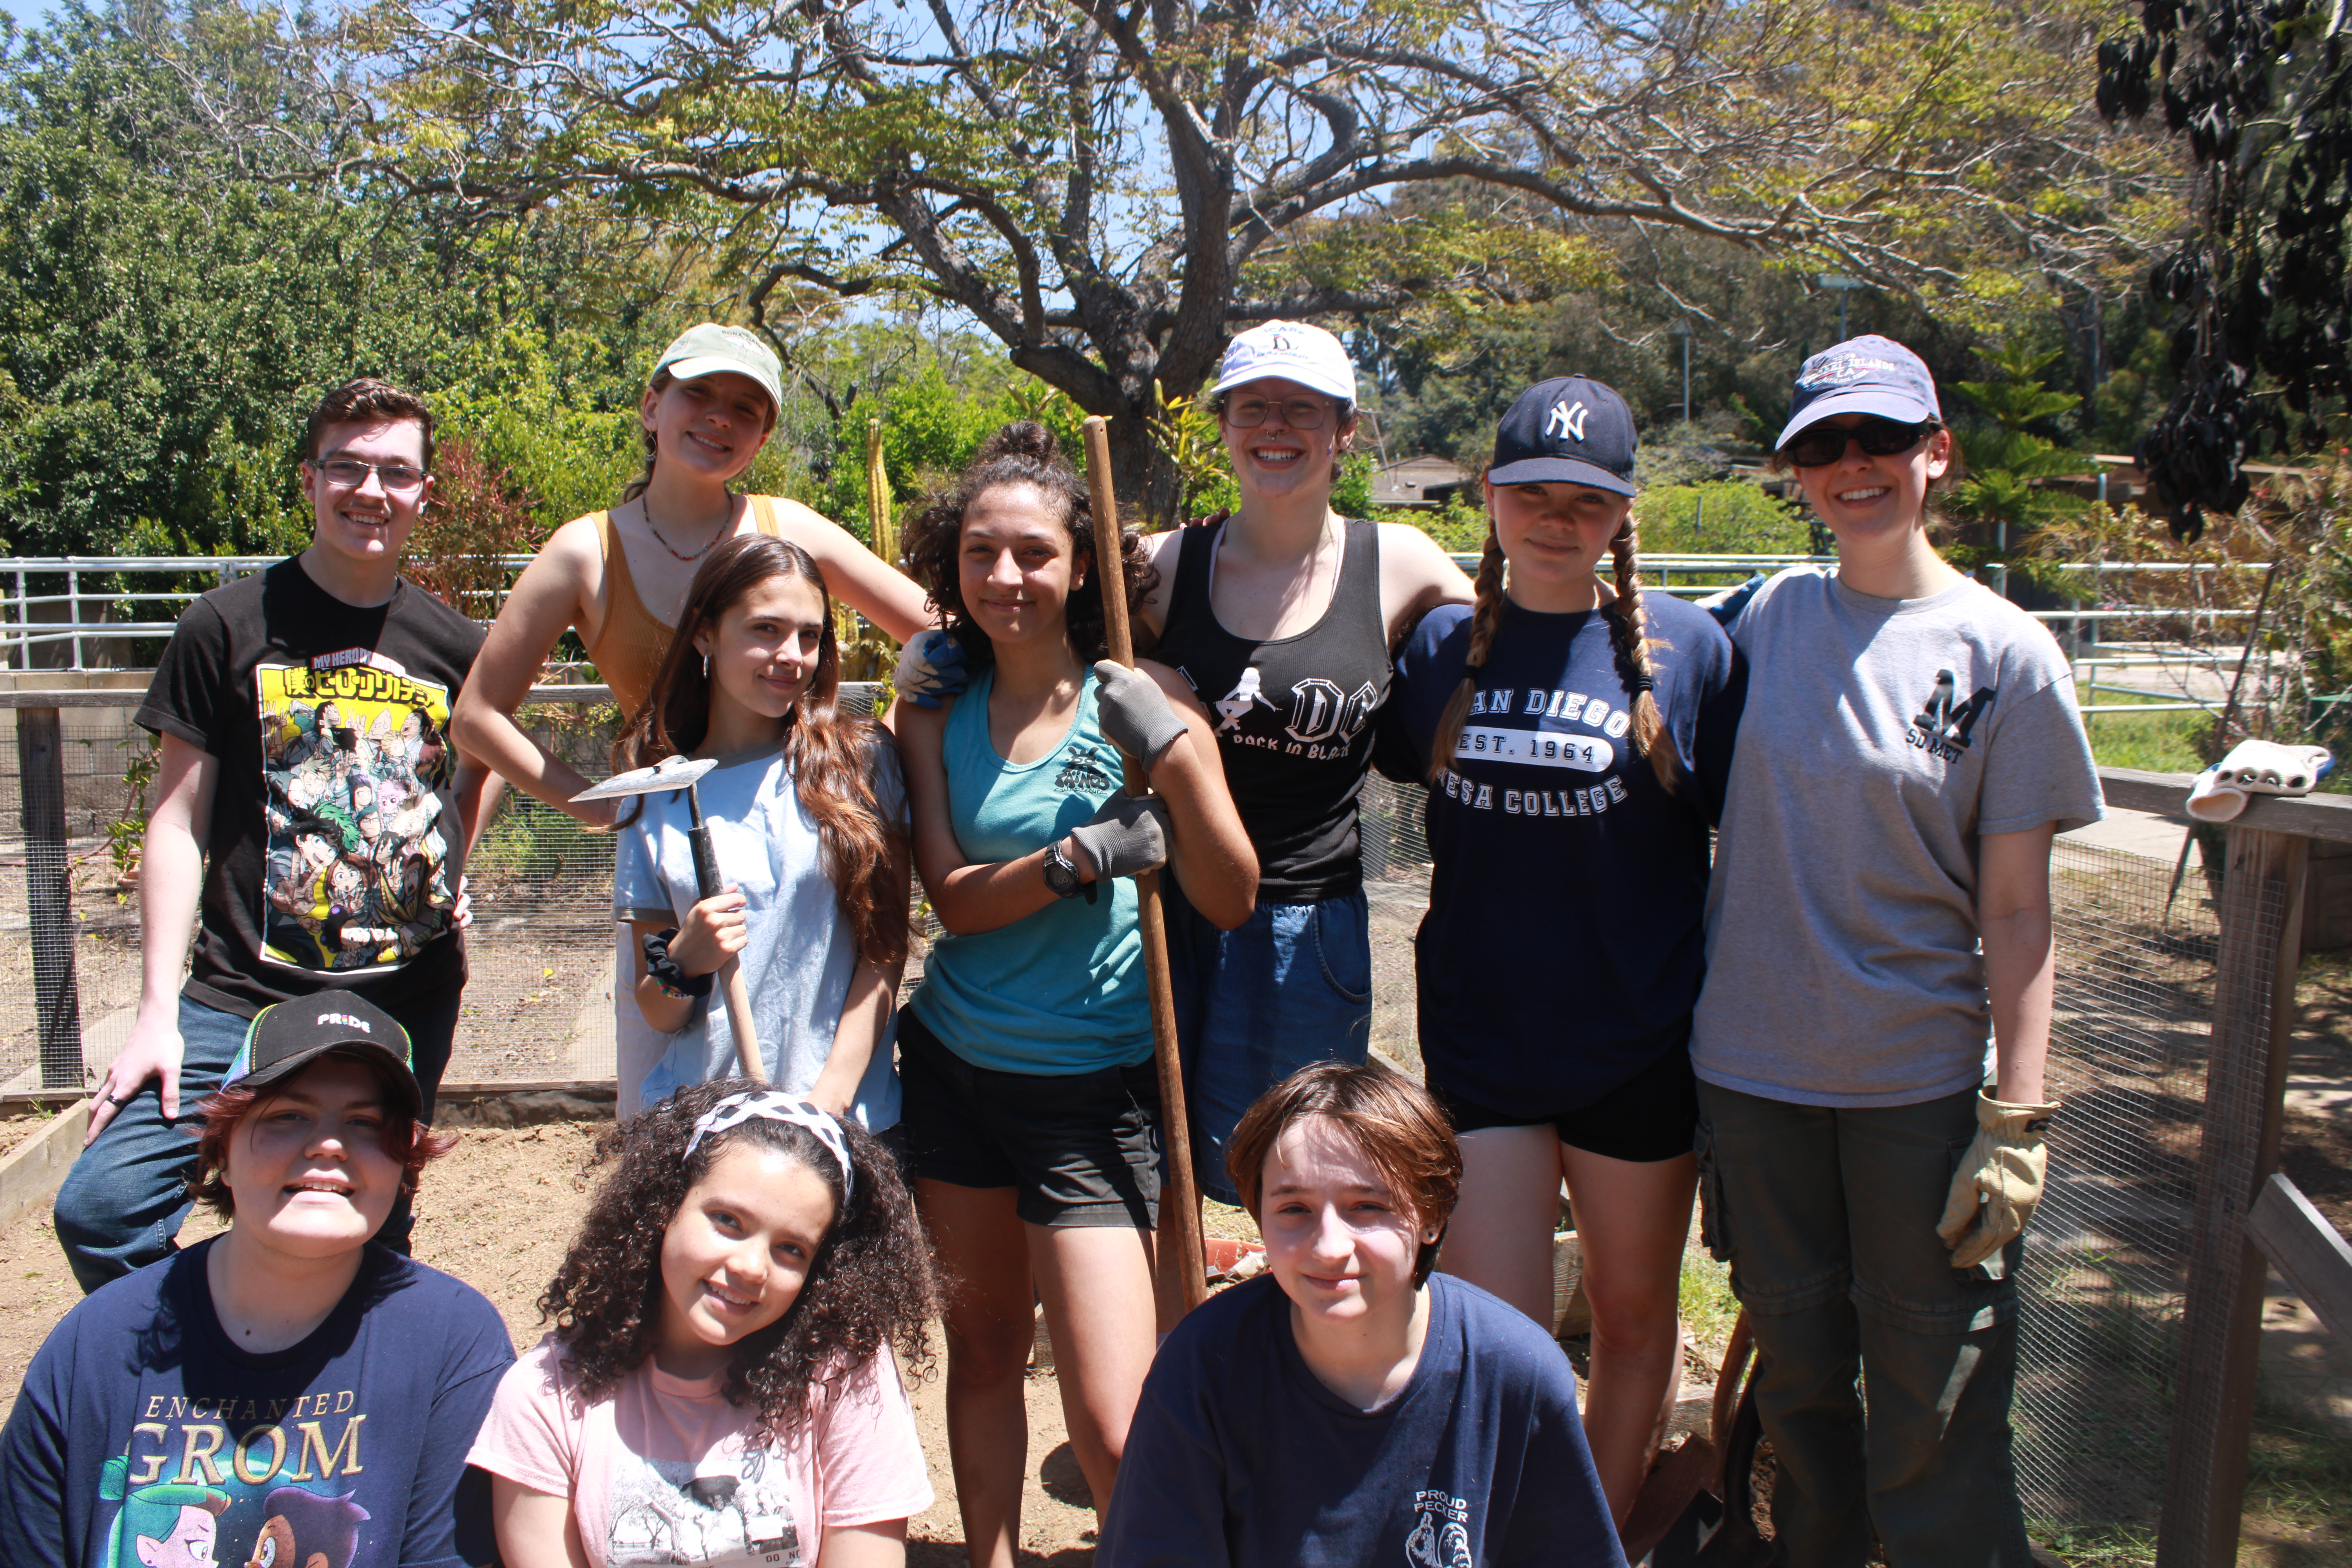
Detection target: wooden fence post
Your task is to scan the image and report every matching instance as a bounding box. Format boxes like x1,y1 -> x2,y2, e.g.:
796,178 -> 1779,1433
2156,824 -> 2311,1567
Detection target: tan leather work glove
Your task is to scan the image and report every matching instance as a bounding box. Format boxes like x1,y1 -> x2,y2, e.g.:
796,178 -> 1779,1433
1936,1091 -> 2058,1270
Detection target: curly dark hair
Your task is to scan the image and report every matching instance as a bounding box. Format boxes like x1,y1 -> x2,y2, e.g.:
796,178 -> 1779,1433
899,421 -> 1156,668
537,1078 -> 935,1440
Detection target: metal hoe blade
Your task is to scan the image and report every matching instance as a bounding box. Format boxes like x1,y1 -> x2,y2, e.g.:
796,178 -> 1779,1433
570,754 -> 719,804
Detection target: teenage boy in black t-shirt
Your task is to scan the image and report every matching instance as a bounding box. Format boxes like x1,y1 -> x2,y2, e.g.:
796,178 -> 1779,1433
54,378 -> 503,1292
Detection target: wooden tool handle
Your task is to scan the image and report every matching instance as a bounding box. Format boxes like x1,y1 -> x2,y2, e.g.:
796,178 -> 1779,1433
720,958 -> 769,1087
1082,415 -> 1207,1312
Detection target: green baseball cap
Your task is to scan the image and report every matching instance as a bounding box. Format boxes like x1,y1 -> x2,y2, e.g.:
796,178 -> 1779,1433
655,323 -> 784,414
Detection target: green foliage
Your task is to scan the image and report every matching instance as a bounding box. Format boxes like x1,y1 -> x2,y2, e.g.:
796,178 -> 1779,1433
0,4 -> 716,557
1946,342 -> 2091,546
1150,387 -> 1240,527
105,730 -> 160,899
1951,342 -> 2085,429
2074,687 -> 2214,773
1677,1252 -> 1740,1352
821,361 -> 1089,545
1416,491 -> 1492,555
1634,482 -> 1811,555
1333,452 -> 1376,520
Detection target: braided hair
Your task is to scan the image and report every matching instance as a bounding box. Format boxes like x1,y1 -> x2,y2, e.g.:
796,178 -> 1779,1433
1427,505 -> 1682,795
1604,514 -> 1683,795
1425,528 -> 1508,787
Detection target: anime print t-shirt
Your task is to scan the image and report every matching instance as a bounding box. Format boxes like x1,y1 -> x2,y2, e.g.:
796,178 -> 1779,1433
0,1241 -> 516,1568
136,558 -> 487,1017
468,1335 -> 933,1568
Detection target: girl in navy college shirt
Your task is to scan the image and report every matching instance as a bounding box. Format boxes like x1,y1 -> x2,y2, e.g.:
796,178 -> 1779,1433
1377,376 -> 1743,1531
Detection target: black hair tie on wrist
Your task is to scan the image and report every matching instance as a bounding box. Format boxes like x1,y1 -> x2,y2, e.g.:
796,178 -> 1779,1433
643,927 -> 714,999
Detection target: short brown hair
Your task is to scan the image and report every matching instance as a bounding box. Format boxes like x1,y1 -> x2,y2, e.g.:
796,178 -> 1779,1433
186,1048 -> 457,1219
304,378 -> 436,475
1226,1061 -> 1463,1286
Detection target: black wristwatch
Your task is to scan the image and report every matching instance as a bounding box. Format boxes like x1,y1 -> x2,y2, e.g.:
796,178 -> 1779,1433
1042,840 -> 1097,904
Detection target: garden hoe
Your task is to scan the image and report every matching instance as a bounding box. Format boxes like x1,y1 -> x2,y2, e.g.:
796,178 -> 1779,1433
573,755 -> 769,1087
1082,414 -> 1209,1313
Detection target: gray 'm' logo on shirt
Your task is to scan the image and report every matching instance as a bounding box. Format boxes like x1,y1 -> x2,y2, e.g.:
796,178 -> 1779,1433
1913,670 -> 1997,759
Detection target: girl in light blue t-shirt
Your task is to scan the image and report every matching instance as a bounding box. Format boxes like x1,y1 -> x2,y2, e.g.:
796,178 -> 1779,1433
610,534 -> 911,1129
891,421 -> 1256,1558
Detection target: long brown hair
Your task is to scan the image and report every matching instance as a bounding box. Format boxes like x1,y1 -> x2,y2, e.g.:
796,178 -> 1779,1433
1428,494 -> 1682,795
899,421 -> 1156,666
612,535 -> 909,965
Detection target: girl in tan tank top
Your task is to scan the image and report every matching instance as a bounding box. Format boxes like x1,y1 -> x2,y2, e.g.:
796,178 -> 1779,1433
448,325 -> 933,1116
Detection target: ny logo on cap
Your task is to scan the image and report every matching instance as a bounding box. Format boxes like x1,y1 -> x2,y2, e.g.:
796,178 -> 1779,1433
1545,400 -> 1590,442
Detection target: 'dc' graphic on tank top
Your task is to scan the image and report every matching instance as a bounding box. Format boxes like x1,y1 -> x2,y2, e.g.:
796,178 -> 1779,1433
1154,517 -> 1390,900
254,653 -> 460,977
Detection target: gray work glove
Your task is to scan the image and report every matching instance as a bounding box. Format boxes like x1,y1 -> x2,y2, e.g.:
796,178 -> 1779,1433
1067,793 -> 1172,880
1093,660 -> 1187,768
1936,1091 -> 2058,1269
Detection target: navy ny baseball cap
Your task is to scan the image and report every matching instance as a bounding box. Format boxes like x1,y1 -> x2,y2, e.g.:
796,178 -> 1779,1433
1487,377 -> 1639,495
225,991 -> 423,1122
1776,335 -> 1943,451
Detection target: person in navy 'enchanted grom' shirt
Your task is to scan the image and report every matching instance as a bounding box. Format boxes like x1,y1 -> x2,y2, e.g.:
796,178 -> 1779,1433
0,993 -> 513,1568
1097,1063 -> 1624,1568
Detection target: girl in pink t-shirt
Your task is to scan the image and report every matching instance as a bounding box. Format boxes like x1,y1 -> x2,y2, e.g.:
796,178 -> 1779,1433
469,1078 -> 937,1567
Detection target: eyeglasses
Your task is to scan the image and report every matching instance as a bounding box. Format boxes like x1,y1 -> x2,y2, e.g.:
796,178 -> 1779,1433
1221,396 -> 1337,430
1782,417 -> 1937,469
310,457 -> 429,494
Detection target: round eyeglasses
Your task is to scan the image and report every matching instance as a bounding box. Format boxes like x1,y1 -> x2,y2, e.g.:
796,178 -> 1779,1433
1220,395 -> 1337,430
310,458 -> 429,495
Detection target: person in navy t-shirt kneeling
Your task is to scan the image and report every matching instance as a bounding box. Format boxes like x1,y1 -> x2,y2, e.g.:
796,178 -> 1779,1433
1097,1062 -> 1625,1568
0,991 -> 514,1568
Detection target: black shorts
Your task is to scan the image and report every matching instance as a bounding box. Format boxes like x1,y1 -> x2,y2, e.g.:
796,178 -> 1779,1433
897,1007 -> 1161,1230
1432,1047 -> 1699,1164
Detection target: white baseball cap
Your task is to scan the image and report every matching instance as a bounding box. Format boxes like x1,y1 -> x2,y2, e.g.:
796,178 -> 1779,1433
1212,321 -> 1358,405
654,323 -> 785,414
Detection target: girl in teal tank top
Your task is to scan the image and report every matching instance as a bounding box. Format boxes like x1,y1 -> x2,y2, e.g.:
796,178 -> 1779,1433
913,662 -> 1149,1071
892,422 -> 1256,1560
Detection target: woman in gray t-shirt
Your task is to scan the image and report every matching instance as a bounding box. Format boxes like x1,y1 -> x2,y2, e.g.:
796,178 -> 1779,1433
1691,336 -> 2102,1567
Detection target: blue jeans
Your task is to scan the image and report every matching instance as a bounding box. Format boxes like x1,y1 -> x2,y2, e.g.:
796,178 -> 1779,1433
1695,1079 -> 2034,1568
1164,880 -> 1372,1204
54,992 -> 459,1293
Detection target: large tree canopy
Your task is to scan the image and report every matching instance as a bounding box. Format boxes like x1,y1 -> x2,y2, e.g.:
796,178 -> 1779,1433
2100,0 -> 2350,538
359,0 -> 2176,509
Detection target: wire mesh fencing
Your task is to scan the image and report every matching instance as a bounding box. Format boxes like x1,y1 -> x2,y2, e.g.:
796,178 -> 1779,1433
2013,837 -> 2219,1530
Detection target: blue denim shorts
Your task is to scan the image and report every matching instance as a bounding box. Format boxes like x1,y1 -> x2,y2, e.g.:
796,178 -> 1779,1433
1163,878 -> 1372,1204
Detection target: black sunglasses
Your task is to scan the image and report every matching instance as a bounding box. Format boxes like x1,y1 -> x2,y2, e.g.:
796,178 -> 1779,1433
1782,417 -> 1938,469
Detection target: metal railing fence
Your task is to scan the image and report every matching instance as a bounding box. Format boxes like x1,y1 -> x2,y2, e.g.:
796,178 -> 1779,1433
0,555 -> 2275,674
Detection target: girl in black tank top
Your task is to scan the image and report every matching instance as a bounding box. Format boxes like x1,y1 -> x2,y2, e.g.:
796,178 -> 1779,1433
1152,514 -> 1389,902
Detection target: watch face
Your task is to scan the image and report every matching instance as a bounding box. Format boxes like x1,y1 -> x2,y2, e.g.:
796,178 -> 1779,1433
1044,844 -> 1080,897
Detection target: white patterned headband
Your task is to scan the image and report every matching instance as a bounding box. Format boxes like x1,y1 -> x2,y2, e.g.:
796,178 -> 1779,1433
684,1091 -> 855,1203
